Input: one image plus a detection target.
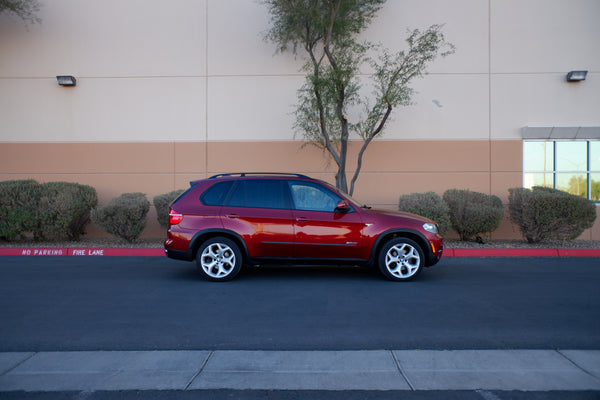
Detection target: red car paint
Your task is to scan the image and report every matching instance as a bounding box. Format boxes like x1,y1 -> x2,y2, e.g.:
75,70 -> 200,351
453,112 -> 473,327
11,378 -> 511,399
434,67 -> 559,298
164,173 -> 443,281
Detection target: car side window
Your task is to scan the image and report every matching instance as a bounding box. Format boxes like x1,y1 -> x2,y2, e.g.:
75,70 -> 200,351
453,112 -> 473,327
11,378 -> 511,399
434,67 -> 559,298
201,181 -> 234,206
289,182 -> 341,212
226,180 -> 290,209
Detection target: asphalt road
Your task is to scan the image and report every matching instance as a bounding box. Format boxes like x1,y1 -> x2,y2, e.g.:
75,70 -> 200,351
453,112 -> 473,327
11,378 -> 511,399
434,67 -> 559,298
0,256 -> 599,352
1,389 -> 599,400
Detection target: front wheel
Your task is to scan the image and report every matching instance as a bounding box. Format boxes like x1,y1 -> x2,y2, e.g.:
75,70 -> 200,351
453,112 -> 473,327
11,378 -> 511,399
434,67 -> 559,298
378,238 -> 424,281
195,237 -> 242,282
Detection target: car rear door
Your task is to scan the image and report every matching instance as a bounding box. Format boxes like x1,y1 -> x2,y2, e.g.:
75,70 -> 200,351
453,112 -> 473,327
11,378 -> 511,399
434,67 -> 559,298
220,179 -> 295,258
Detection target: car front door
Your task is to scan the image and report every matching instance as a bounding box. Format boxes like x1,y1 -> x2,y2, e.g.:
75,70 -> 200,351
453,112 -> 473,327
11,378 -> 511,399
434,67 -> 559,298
289,181 -> 364,260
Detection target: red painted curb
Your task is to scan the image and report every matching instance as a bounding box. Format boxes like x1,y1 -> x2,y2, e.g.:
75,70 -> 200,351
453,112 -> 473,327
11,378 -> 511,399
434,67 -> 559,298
447,248 -> 560,257
0,248 -> 165,257
69,248 -> 166,257
445,248 -> 600,257
0,248 -> 69,256
557,249 -> 600,257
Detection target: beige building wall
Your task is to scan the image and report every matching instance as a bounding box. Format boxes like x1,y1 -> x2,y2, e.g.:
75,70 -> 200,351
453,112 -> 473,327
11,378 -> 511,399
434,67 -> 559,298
1,0 -> 599,240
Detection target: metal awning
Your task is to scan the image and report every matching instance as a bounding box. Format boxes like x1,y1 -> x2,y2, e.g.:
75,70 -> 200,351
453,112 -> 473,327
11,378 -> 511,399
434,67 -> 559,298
522,126 -> 600,140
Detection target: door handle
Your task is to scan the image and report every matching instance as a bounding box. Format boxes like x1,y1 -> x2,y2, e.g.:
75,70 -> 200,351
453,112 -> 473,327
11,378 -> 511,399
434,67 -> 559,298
296,217 -> 309,222
226,214 -> 239,219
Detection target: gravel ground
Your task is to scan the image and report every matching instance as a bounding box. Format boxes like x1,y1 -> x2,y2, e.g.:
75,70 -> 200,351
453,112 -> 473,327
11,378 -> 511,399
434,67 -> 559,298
444,239 -> 600,249
0,237 -> 164,248
1,237 -> 599,249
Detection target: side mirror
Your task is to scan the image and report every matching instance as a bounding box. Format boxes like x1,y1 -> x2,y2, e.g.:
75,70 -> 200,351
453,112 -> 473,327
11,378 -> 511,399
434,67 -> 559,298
335,200 -> 351,213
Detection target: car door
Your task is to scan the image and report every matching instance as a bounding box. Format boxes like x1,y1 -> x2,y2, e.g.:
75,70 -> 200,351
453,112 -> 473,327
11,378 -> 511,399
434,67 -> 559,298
289,181 -> 364,260
220,179 -> 295,258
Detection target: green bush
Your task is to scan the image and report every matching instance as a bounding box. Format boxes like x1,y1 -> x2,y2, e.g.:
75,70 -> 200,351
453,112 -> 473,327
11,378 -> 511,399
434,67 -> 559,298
0,180 -> 97,241
398,191 -> 451,235
509,186 -> 597,243
91,192 -> 150,243
153,189 -> 185,228
37,182 -> 98,240
0,180 -> 42,240
443,189 -> 504,241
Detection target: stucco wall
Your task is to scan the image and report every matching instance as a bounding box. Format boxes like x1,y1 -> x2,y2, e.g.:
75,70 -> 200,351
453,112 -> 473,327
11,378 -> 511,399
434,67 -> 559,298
1,0 -> 599,239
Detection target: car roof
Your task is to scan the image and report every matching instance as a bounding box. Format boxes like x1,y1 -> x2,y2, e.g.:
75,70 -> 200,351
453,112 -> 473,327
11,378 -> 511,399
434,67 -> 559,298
189,173 -> 314,186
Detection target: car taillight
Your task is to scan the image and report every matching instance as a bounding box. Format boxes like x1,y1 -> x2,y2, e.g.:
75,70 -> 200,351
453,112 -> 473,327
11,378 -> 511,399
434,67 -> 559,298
169,208 -> 183,225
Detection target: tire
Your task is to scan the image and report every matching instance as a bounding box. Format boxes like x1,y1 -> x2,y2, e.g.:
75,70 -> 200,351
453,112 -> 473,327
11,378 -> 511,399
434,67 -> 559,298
195,237 -> 242,282
378,237 -> 424,282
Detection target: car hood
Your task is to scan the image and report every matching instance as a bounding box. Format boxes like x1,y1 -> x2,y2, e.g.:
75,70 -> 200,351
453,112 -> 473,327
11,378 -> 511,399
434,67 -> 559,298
364,207 -> 435,223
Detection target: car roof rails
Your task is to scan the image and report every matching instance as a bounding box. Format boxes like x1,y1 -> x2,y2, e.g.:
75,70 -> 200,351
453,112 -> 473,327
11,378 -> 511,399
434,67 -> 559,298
208,172 -> 310,179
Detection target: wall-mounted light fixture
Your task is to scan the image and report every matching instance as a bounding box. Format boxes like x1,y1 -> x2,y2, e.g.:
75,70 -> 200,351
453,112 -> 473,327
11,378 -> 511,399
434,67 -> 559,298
56,75 -> 77,86
566,70 -> 588,82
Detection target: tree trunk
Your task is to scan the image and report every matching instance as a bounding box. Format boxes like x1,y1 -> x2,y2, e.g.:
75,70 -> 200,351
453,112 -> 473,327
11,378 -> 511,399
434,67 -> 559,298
335,168 -> 348,194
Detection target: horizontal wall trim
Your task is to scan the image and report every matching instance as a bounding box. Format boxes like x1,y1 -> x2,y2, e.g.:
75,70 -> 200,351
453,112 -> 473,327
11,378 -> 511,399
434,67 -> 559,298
0,138 -> 518,144
522,126 -> 600,140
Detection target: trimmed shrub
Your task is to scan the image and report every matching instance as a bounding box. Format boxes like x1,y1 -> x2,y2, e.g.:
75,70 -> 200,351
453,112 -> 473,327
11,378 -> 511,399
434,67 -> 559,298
443,189 -> 504,241
91,192 -> 150,243
153,189 -> 185,228
0,180 -> 42,240
0,180 -> 97,241
37,182 -> 98,240
509,186 -> 597,243
398,191 -> 451,235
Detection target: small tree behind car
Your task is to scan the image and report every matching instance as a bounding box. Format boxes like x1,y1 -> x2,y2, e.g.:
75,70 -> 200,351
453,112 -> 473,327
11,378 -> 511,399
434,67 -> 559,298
263,0 -> 454,195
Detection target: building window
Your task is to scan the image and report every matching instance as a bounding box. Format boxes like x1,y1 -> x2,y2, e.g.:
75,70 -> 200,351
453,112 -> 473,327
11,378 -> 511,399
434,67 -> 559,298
523,140 -> 600,201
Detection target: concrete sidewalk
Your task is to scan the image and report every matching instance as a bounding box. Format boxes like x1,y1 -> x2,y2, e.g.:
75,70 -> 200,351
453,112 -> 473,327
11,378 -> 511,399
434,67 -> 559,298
1,350 -> 599,392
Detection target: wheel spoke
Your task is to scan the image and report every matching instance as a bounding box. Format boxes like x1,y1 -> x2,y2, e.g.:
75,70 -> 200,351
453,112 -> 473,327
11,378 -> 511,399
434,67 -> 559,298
222,254 -> 235,267
206,245 -> 219,258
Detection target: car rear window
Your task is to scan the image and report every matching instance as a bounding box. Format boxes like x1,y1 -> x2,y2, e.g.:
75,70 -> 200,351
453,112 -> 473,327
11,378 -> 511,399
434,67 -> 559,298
201,181 -> 234,206
226,180 -> 290,209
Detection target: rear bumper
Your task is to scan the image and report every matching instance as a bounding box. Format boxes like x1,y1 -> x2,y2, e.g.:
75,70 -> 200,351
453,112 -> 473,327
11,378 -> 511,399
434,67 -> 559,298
164,247 -> 193,262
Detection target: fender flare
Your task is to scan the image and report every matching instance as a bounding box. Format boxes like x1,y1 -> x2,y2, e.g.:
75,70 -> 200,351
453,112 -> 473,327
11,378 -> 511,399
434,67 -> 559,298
188,229 -> 250,261
368,229 -> 435,267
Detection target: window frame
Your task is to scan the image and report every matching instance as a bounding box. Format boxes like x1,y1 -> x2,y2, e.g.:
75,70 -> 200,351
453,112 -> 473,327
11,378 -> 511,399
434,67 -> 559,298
222,179 -> 292,210
288,181 -> 353,213
523,139 -> 599,202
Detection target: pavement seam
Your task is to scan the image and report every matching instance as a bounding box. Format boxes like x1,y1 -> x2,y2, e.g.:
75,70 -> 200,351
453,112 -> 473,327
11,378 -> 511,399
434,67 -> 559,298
0,352 -> 37,376
475,389 -> 503,400
390,350 -> 414,391
184,350 -> 213,391
556,349 -> 600,381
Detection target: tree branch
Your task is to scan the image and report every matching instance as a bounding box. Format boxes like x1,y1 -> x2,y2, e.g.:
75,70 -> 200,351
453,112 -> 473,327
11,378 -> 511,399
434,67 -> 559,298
349,102 -> 392,196
305,35 -> 341,167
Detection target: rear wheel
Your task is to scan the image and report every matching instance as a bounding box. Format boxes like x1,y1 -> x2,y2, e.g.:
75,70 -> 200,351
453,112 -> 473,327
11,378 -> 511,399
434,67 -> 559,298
195,237 -> 242,282
378,238 -> 424,281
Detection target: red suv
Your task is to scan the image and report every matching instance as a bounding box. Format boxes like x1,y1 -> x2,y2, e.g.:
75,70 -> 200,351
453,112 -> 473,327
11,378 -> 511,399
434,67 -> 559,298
165,173 -> 443,281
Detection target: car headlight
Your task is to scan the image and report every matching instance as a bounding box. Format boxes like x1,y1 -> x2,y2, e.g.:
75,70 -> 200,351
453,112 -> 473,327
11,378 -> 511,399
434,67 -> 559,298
423,223 -> 438,234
